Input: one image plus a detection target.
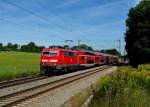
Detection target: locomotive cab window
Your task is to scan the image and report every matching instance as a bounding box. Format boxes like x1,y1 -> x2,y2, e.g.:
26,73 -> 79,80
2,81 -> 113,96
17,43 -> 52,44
42,51 -> 49,56
49,50 -> 57,56
42,50 -> 57,56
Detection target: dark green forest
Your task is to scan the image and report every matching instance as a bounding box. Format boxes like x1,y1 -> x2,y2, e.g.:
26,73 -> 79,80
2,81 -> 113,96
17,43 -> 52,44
125,0 -> 150,67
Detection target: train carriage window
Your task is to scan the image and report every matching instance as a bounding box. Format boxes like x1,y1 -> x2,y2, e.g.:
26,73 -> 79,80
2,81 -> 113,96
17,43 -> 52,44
69,52 -> 74,56
64,51 -> 69,56
81,56 -> 85,60
73,52 -> 77,56
95,57 -> 99,60
74,52 -> 78,56
64,51 -> 77,56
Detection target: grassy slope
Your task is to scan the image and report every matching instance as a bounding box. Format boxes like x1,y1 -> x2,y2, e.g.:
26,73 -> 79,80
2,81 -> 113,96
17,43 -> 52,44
62,87 -> 92,107
0,52 -> 40,81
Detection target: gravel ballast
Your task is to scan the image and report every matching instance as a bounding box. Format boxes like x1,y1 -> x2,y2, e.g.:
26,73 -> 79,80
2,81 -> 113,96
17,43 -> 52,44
15,66 -> 117,107
0,66 -> 107,97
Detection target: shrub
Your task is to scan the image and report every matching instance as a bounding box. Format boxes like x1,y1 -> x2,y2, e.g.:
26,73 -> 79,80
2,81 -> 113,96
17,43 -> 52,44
91,65 -> 150,107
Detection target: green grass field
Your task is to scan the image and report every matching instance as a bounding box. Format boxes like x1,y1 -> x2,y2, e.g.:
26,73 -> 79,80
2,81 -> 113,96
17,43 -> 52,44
0,51 -> 40,81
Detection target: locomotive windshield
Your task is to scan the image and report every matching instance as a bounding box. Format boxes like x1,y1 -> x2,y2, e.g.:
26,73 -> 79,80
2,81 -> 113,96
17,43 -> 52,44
42,50 -> 57,56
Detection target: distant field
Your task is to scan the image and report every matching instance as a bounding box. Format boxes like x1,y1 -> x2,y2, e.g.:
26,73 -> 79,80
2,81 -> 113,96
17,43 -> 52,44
0,52 -> 40,81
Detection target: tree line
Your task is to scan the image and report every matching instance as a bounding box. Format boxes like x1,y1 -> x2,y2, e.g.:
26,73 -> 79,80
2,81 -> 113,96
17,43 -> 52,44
0,42 -> 120,56
0,42 -> 44,52
58,44 -> 120,56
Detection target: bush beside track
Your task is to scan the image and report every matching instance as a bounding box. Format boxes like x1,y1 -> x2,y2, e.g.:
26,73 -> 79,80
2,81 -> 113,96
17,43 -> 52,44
90,65 -> 150,107
0,52 -> 40,81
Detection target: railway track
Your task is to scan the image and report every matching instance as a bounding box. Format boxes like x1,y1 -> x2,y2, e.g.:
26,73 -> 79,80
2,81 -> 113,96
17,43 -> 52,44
0,76 -> 49,89
0,65 -> 112,107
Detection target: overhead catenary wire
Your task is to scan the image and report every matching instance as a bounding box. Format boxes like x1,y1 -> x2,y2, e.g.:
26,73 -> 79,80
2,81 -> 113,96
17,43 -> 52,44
0,0 -> 125,51
1,0 -> 108,41
34,0 -> 88,37
1,0 -> 78,37
0,4 -> 66,40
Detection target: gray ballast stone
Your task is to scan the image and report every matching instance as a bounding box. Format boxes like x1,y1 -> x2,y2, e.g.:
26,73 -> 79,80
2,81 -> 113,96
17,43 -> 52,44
15,66 -> 117,107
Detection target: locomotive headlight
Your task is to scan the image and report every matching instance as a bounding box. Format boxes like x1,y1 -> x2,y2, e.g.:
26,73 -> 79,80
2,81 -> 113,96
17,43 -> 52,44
42,59 -> 48,62
50,59 -> 58,62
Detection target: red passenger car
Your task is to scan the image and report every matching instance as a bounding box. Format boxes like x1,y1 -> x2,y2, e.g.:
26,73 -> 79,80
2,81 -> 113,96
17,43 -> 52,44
77,50 -> 95,67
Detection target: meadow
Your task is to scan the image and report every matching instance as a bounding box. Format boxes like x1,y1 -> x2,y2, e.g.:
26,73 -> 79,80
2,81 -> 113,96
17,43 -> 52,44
90,65 -> 150,107
0,51 -> 40,81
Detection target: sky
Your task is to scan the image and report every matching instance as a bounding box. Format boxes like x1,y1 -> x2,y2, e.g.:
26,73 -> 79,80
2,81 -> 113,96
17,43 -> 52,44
0,0 -> 140,54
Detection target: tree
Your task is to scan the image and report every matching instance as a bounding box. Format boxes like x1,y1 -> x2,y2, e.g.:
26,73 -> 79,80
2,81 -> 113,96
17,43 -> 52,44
21,45 -> 27,52
71,44 -> 94,51
11,44 -> 18,51
21,42 -> 40,52
4,43 -> 19,51
87,46 -> 93,51
39,46 -> 45,51
101,49 -> 121,56
6,42 -> 12,50
78,44 -> 88,50
0,43 -> 3,51
72,46 -> 78,50
78,44 -> 93,51
125,0 -> 150,67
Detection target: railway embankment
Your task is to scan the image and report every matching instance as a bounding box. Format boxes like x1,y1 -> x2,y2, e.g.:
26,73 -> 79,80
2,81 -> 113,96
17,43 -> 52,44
62,66 -> 117,107
0,66 -> 117,107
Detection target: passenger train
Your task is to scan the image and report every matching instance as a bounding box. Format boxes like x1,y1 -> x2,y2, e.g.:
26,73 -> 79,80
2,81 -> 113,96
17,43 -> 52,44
40,47 -> 118,75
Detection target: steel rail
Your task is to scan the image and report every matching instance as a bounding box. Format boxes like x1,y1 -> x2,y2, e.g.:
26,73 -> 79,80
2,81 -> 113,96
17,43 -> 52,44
0,76 -> 48,89
0,65 -> 112,107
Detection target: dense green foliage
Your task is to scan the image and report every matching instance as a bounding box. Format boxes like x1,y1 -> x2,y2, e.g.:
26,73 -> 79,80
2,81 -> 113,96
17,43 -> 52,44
125,0 -> 150,67
0,42 -> 42,52
72,44 -> 120,56
0,43 -> 3,50
90,65 -> 150,107
72,44 -> 93,51
100,49 -> 121,56
21,42 -> 41,52
0,52 -> 40,81
0,42 -> 19,51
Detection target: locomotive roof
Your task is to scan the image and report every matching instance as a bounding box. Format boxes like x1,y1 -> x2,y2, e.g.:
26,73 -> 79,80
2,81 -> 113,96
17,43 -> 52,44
42,48 -> 78,52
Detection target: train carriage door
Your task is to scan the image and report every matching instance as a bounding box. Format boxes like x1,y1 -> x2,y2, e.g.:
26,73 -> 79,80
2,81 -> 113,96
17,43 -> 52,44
60,50 -> 64,65
64,51 -> 69,65
69,51 -> 74,64
106,56 -> 109,64
79,55 -> 85,64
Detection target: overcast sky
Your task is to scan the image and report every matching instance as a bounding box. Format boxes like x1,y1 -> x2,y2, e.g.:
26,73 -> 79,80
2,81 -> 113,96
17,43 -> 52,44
0,0 -> 140,53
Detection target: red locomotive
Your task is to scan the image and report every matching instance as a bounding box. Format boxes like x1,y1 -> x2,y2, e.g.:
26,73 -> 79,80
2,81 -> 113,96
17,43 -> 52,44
40,47 -> 118,75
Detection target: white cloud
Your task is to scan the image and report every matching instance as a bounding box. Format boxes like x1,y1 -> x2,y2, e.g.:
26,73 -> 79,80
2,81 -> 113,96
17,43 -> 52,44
56,0 -> 81,8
